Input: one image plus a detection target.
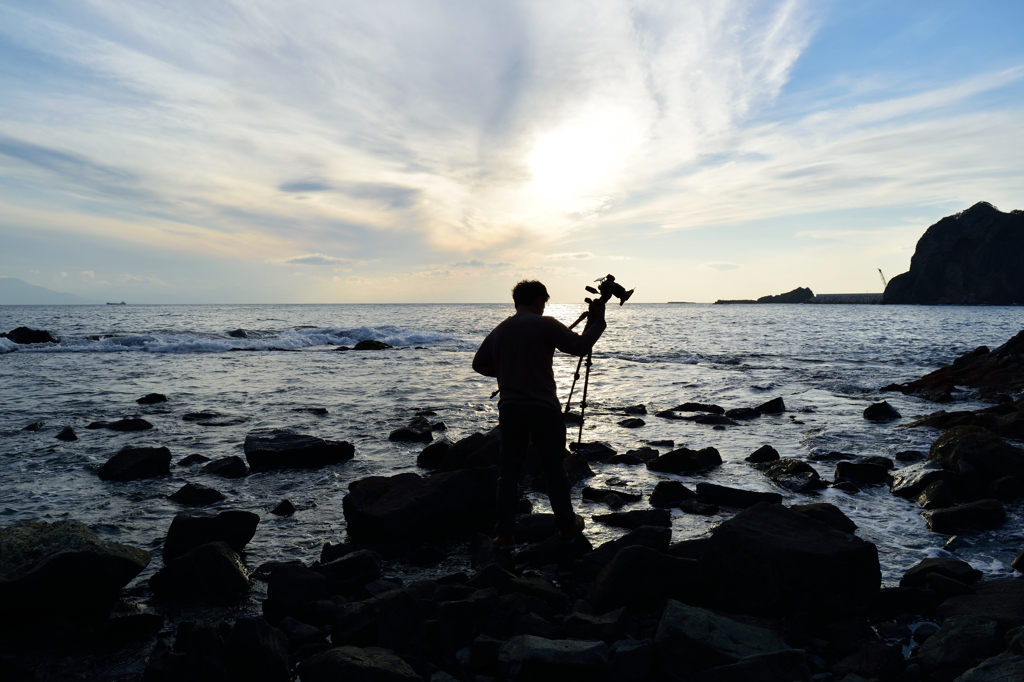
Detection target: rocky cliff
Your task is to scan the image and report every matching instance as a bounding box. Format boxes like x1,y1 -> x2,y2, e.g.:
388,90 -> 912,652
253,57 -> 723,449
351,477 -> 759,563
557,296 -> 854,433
883,202 -> 1024,305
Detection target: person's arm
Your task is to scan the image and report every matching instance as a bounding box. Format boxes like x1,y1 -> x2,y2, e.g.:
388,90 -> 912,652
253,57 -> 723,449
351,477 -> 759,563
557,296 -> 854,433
472,330 -> 498,377
551,300 -> 606,357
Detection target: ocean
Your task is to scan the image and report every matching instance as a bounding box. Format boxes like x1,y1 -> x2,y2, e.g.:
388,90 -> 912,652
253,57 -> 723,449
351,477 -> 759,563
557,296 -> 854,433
2,302 -> 1023,587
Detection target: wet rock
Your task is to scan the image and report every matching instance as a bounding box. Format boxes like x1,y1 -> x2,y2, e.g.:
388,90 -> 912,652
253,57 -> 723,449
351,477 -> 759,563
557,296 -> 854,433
937,579 -> 1024,631
169,483 -> 226,507
649,480 -> 697,508
690,649 -> 810,682
835,461 -> 893,485
695,482 -> 782,508
622,446 -> 659,462
98,445 -> 172,481
182,411 -> 220,421
223,616 -> 290,682
572,441 -> 617,463
578,526 -> 672,579
790,503 -> 857,534
830,642 -> 904,680
0,519 -> 150,621
864,401 -> 901,421
954,649 -> 1024,681
204,456 -> 248,478
316,549 -> 382,595
927,572 -> 976,597
895,450 -> 927,463
693,414 -> 739,426
832,481 -> 861,494
353,339 -> 392,350
646,446 -> 722,474
925,499 -> 1006,534
582,486 -> 641,508
564,607 -> 625,642
917,480 -> 955,509
681,499 -> 719,515
918,616 -> 1000,675
746,444 -> 779,463
618,418 -> 645,428
22,421 -> 44,431
586,545 -> 699,613
5,326 -> 57,344
149,541 -> 249,601
104,599 -> 164,642
993,410 -> 1024,439
163,510 -> 260,561
262,563 -> 328,623
343,467 -> 498,544
725,407 -> 760,420
666,536 -> 711,560
417,436 -> 452,468
623,404 -> 647,415
499,635 -> 609,680
333,588 -> 425,652
178,453 -> 211,466
607,454 -> 643,465
86,420 -> 109,429
270,500 -> 296,516
608,638 -> 652,682
697,502 -> 881,617
107,417 -> 154,431
671,402 -> 725,414
55,426 -> 77,441
984,475 -> 1024,501
388,416 -> 433,443
890,461 -> 959,498
137,393 -> 167,405
593,509 -> 671,529
1012,548 -> 1024,573
755,459 -> 826,492
228,328 -> 252,338
929,425 -> 1024,484
901,557 -> 983,588
301,645 -> 419,681
808,450 -> 858,462
244,429 -> 355,471
757,397 -> 786,414
654,599 -> 793,679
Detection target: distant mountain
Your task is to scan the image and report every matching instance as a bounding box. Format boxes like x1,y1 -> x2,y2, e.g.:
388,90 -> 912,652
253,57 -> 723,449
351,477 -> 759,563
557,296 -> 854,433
0,277 -> 99,305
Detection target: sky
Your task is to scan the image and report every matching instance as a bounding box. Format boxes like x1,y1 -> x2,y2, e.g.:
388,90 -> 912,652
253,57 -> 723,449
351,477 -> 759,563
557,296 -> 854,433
1,0 -> 1022,304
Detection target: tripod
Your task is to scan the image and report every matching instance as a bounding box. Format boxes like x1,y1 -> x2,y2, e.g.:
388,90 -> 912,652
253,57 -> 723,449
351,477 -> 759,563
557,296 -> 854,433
563,301 -> 604,445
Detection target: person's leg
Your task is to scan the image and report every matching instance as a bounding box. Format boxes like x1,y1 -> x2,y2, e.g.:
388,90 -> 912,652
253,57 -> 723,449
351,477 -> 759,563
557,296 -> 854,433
528,406 -> 576,533
495,404 -> 529,538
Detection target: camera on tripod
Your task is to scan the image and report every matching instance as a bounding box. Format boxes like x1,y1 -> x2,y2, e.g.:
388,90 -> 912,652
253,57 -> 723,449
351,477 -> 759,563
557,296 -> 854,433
585,274 -> 634,306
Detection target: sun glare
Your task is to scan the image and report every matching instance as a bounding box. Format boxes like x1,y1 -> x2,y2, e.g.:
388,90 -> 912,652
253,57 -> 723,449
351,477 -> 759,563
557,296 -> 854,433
527,114 -> 635,202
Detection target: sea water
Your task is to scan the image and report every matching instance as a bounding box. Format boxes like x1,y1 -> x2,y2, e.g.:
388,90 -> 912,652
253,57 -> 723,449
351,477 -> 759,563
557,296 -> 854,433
2,302 -> 1023,586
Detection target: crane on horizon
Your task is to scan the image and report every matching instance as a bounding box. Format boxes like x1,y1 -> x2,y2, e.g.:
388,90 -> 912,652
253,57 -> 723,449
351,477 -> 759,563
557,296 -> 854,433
878,268 -> 888,289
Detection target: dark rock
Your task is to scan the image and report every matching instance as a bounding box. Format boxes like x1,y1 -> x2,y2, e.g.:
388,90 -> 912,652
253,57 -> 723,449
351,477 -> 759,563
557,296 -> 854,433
863,455 -> 895,469
270,499 -> 296,516
952,649 -> 1024,681
746,444 -> 779,463
756,397 -> 786,414
890,461 -> 959,498
666,536 -> 711,560
343,467 -> 498,543
790,503 -> 857,533
927,572 -> 977,597
895,450 -> 928,463
671,402 -> 724,414
876,586 -> 941,617
316,549 -> 382,595
137,393 -> 167,405
498,635 -> 609,680
583,486 -> 641,505
609,638 -> 652,682
832,481 -> 861,493
654,599 -> 792,679
416,436 -> 452,468
510,513 -> 559,543
930,426 -> 1024,484
297,406 -> 329,415
901,557 -> 984,588
925,499 -> 1006,533
883,202 -> 1024,305
169,483 -> 226,507
617,418 -> 645,428
244,429 -> 355,472
564,607 -> 625,642
224,617 -> 290,682
754,286 -> 814,303
353,339 -> 392,350
607,454 -> 643,465
918,616 -> 1000,675
149,541 -> 249,601
204,456 -> 248,478
107,417 -> 154,431
835,461 -> 893,485
572,441 -> 617,462
163,510 -> 260,561
0,519 -> 150,621
830,642 -> 904,680
756,459 -> 826,492
650,480 -> 697,508
646,446 -> 722,474
332,588 -> 424,652
1012,548 -> 1024,573
300,645 -> 420,681
86,420 -> 109,429
864,401 -> 901,421
104,600 -> 164,642
985,475 -> 1024,501
808,450 -> 858,462
918,479 -> 956,509
623,404 -> 647,415
182,411 -> 220,421
228,328 -> 252,338
22,421 -> 44,431
98,446 -> 171,481
388,416 -> 433,443
680,499 -> 719,515
695,482 -> 782,508
993,410 -> 1024,439
55,426 -> 77,441
178,453 -> 211,466
725,407 -> 760,420
937,579 -> 1024,632
586,546 -> 699,613
625,446 -> 660,462
262,563 -> 328,623
593,509 -> 670,529
694,414 -> 739,426
697,502 -> 881,617
690,649 -> 810,682
5,326 -> 57,344
580,526 -> 672,577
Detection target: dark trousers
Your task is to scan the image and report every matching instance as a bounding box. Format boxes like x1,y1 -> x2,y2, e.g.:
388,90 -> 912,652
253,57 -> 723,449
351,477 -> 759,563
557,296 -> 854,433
495,403 -> 574,536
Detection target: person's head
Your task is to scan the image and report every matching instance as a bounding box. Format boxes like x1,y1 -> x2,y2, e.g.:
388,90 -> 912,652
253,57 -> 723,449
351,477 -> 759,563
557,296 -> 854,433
512,280 -> 549,314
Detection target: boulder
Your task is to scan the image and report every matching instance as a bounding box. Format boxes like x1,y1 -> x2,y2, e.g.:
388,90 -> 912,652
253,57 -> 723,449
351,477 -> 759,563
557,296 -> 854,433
697,502 -> 881,617
498,635 -> 609,680
137,393 -> 167,405
388,416 -> 433,443
224,617 -> 290,682
755,459 -> 826,492
178,453 -> 211,466
618,418 -> 645,428
937,579 -> 1024,631
695,482 -> 782,508
149,541 -> 249,601
163,510 -> 260,561
98,446 -> 172,481
262,563 -> 328,623
985,474 -> 1024,501
689,649 -> 810,682
917,480 -> 955,509
586,545 -> 699,613
835,461 -> 893,485
746,444 -> 779,463
680,499 -> 719,515
572,441 -> 617,463
244,429 -> 355,472
270,500 -> 296,516
830,642 -> 904,681
693,414 -> 739,426
993,410 -> 1024,439
654,599 -> 793,679
954,650 -> 1024,681
670,402 -> 724,414
204,456 -> 248,478
0,519 -> 150,620
789,503 -> 857,534
756,397 -> 786,414
5,326 -> 57,344
592,509 -> 671,529
646,446 -> 722,474
416,436 -> 452,468
169,483 -> 226,507
623,404 -> 647,415
649,480 -> 697,508
883,202 -> 1024,305
343,467 -> 498,544
332,589 -> 425,652
55,426 -> 77,441
890,461 -> 959,498
725,407 -> 760,420
300,646 -> 420,682
917,616 -> 1000,674
579,526 -> 673,578
353,340 -> 392,350
900,557 -> 983,588
929,426 -> 1024,483
864,401 -> 901,421
925,499 -> 1006,534
316,549 -> 382,595
442,430 -> 501,470
107,417 -> 154,431
756,286 -> 814,303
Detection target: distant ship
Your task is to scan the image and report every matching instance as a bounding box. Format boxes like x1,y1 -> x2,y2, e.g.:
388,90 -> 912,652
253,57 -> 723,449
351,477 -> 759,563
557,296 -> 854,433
106,301 -> 127,305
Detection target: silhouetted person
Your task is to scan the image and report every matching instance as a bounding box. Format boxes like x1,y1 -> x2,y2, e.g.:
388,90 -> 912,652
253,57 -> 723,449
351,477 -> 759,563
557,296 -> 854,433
473,280 -> 606,546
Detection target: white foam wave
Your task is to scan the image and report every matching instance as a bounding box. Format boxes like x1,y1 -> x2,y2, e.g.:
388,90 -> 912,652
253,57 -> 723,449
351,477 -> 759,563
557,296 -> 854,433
0,338 -> 17,353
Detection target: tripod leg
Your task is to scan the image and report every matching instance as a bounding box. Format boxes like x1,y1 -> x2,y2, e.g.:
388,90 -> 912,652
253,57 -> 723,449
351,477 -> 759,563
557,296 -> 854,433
577,351 -> 593,444
564,354 -> 585,414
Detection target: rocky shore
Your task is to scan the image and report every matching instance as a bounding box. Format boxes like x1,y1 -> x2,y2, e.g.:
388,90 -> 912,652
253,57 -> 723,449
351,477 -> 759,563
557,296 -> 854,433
2,328 -> 1024,681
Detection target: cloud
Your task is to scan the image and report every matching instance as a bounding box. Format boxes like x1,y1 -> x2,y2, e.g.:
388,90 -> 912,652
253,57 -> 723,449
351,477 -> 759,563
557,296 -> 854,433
450,259 -> 486,268
275,254 -> 365,267
606,255 -> 632,261
279,180 -> 333,193
546,252 -> 595,261
700,262 -> 742,271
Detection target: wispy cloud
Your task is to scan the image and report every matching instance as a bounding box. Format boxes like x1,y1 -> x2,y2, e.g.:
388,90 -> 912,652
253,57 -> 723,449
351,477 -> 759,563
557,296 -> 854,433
546,252 -> 595,261
275,254 -> 365,267
700,262 -> 742,271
